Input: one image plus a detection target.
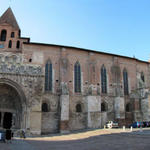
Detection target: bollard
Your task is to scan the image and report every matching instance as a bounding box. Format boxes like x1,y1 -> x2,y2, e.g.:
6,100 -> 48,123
123,126 -> 125,131
130,126 -> 133,132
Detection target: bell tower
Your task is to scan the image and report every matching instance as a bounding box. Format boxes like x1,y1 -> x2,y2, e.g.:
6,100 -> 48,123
0,7 -> 29,51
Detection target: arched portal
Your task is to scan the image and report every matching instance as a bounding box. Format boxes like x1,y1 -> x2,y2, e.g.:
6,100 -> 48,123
0,79 -> 27,130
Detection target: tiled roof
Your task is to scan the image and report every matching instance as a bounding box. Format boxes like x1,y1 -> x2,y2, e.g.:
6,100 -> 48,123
0,7 -> 20,30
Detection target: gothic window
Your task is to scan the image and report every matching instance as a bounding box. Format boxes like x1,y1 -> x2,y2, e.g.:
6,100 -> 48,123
11,32 -> 15,38
101,102 -> 108,112
0,30 -> 7,41
141,72 -> 145,82
42,103 -> 49,112
76,104 -> 82,112
8,40 -> 12,48
126,103 -> 131,112
123,68 -> 129,95
45,60 -> 52,91
16,41 -> 20,49
101,65 -> 107,93
74,61 -> 81,93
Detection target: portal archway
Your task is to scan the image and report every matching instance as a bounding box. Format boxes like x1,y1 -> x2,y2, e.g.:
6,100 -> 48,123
0,78 -> 27,130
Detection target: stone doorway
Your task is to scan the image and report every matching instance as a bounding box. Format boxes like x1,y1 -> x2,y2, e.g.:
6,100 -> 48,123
3,112 -> 12,129
0,79 -> 27,130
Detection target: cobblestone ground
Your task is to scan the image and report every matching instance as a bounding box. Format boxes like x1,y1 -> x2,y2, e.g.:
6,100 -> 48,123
1,128 -> 150,150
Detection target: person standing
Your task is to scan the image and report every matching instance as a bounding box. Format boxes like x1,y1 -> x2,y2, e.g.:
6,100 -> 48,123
5,129 -> 12,143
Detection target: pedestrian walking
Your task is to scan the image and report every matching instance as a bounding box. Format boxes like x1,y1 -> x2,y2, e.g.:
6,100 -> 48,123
20,130 -> 26,139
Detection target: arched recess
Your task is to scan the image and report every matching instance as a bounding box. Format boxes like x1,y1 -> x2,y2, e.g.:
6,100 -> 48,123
126,103 -> 131,112
76,103 -> 82,112
101,102 -> 108,112
42,102 -> 49,112
0,78 -> 27,129
141,72 -> 145,82
0,30 -> 7,41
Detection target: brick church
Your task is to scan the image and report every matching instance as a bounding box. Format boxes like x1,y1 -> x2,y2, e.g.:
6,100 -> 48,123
0,7 -> 149,135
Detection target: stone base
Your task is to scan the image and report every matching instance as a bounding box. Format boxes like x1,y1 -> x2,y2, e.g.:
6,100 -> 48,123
60,130 -> 70,134
30,130 -> 41,135
60,120 -> 69,133
116,118 -> 125,127
86,96 -> 101,128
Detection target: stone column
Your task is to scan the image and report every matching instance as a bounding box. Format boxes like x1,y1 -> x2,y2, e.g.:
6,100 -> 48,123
114,97 -> 125,119
29,96 -> 42,135
30,111 -> 41,135
60,94 -> 69,133
1,112 -> 4,128
59,48 -> 70,133
141,93 -> 150,121
11,113 -> 16,128
0,112 -> 1,127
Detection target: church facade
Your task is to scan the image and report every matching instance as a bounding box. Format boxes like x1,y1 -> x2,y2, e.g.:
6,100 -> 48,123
0,8 -> 150,135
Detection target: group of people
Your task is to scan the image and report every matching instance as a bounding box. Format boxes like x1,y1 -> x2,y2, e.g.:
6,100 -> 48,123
5,129 -> 26,143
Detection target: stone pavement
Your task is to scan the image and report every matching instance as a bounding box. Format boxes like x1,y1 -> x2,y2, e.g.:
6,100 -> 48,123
1,128 -> 150,150
0,139 -> 36,150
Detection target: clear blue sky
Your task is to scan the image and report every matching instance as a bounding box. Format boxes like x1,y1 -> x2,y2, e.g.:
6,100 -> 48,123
0,0 -> 150,61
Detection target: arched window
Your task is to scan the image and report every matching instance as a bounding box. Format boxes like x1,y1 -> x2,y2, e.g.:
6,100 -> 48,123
141,72 -> 145,82
8,40 -> 12,48
42,103 -> 49,112
16,41 -> 20,49
101,102 -> 108,112
101,65 -> 107,93
126,103 -> 131,112
123,68 -> 129,95
76,104 -> 82,112
18,30 -> 21,37
45,60 -> 52,91
29,58 -> 32,62
11,32 -> 15,38
0,30 -> 7,41
74,61 -> 81,93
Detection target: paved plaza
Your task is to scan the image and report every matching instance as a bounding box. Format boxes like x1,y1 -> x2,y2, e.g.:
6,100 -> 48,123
1,128 -> 150,150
